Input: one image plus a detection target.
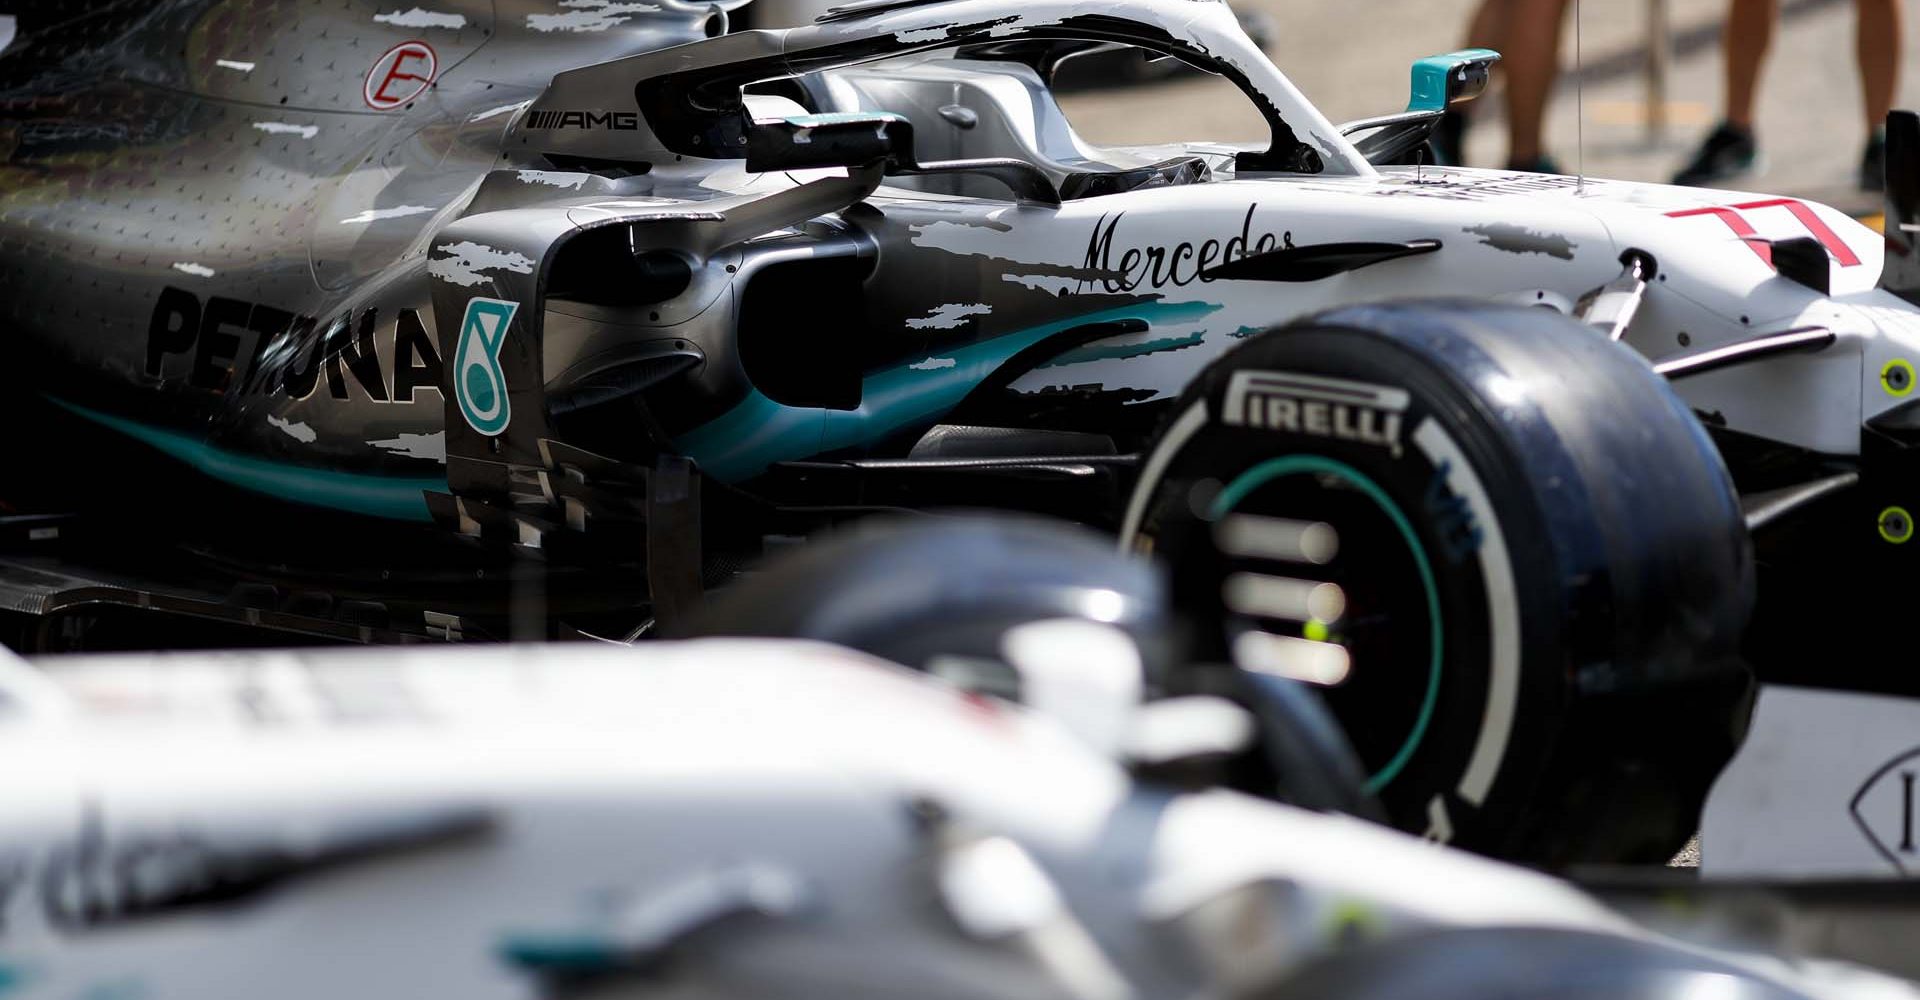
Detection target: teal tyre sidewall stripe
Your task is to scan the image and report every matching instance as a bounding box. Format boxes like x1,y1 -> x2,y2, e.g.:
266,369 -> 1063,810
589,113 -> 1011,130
1210,453 -> 1444,795
48,397 -> 443,522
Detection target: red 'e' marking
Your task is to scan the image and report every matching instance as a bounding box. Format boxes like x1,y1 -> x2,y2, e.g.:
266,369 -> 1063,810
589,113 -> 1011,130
364,41 -> 437,110
1666,198 -> 1861,269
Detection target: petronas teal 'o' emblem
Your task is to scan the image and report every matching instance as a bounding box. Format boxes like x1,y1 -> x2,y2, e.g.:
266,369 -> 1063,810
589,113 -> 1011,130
454,297 -> 519,436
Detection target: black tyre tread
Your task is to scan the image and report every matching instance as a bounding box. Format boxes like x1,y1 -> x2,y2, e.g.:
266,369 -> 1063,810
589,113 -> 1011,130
1127,301 -> 1753,865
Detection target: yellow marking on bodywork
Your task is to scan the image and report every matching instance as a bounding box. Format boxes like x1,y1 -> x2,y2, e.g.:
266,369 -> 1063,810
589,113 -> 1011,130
1882,359 -> 1915,397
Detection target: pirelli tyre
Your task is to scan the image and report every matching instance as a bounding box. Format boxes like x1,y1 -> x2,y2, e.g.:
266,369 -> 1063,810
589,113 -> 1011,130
1120,301 -> 1754,865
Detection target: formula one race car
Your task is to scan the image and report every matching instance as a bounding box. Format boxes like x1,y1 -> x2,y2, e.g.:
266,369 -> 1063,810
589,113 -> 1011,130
3,633 -> 1916,1000
2,0 -> 1916,864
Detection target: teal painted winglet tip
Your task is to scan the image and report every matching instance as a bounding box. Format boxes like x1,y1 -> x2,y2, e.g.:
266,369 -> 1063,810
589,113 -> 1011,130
46,396 -> 444,522
1408,48 -> 1501,113
499,933 -> 624,973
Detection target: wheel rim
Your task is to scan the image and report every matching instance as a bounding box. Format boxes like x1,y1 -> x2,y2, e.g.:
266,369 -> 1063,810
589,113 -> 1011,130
1210,454 -> 1444,794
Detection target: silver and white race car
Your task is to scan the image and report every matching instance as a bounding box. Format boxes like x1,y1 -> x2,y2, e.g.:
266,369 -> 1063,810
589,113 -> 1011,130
2,631 -> 1915,1000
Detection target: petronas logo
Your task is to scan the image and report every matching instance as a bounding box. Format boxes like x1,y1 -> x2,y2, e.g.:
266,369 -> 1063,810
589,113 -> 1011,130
454,297 -> 518,436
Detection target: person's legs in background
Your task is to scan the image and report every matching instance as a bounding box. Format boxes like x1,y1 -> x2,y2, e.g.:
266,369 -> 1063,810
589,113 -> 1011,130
1462,0 -> 1504,64
1500,0 -> 1569,171
1855,0 -> 1900,189
1434,0 -> 1568,173
1673,0 -> 1774,186
1432,0 -> 1503,166
1724,0 -> 1775,130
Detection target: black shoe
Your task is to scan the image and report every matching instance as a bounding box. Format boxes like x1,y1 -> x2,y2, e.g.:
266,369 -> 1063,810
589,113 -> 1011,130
1505,155 -> 1562,174
1432,109 -> 1467,166
1672,122 -> 1758,187
1861,128 -> 1887,192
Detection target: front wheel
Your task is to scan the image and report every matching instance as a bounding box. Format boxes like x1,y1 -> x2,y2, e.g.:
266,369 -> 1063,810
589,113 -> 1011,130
1123,301 -> 1753,865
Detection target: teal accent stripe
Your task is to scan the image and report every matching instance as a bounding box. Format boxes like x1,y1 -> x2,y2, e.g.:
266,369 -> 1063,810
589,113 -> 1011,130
1038,331 -> 1206,368
49,397 -> 443,522
677,300 -> 1221,482
498,934 -> 622,973
1211,454 -> 1444,795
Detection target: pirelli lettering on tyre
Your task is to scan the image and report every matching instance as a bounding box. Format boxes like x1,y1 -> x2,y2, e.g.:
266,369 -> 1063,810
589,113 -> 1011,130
1222,371 -> 1409,457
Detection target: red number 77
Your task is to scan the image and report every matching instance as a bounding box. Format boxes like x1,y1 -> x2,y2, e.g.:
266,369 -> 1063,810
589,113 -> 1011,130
1666,198 -> 1861,269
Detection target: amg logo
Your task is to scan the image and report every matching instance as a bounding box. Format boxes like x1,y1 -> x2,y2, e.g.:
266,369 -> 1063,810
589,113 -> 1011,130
526,109 -> 639,130
1222,370 -> 1408,456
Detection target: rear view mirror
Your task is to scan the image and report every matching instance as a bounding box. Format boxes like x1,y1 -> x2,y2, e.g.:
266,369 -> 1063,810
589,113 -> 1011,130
745,112 -> 912,172
1406,48 -> 1500,113
1339,49 -> 1502,165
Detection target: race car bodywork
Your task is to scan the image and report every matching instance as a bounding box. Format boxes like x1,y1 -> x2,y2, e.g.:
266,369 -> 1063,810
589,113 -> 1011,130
4,0 -> 1893,507
0,638 -> 1909,1000
2,0 -> 1914,861
1704,683 -> 1920,878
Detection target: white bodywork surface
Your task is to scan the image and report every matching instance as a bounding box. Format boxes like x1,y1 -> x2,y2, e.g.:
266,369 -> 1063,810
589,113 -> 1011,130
0,642 -> 1900,999
0,640 -> 1624,999
1705,686 -> 1920,880
903,166 -> 1903,458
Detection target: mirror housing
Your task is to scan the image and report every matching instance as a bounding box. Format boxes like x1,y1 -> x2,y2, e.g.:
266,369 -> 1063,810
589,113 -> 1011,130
1338,49 -> 1502,164
745,112 -> 913,172
1406,48 -> 1500,113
